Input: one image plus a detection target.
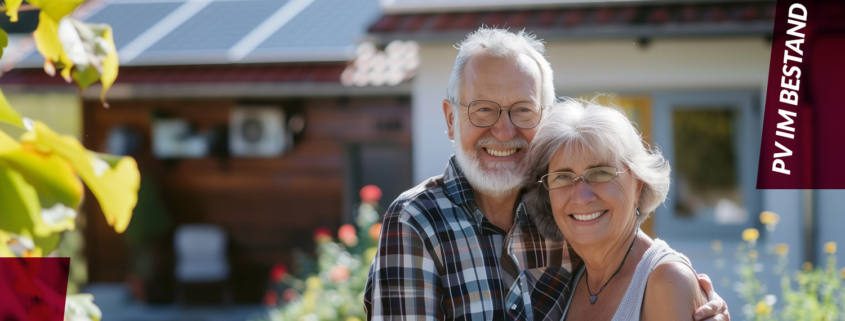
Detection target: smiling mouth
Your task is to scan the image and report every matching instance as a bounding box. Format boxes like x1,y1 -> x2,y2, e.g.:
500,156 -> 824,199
483,148 -> 520,157
571,210 -> 608,221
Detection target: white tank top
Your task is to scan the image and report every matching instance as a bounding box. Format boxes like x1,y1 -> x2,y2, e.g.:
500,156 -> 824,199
561,239 -> 694,321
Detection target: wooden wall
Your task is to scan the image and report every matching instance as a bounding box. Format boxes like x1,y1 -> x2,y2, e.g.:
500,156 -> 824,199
82,96 -> 411,302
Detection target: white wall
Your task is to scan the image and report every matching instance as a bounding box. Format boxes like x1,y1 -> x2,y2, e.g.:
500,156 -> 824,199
413,36 -> 773,182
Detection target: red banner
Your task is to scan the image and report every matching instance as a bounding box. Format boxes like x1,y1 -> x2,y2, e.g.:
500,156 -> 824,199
757,0 -> 845,189
0,258 -> 70,321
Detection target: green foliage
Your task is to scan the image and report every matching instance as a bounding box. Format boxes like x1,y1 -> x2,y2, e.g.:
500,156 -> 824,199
1,1 -> 132,320
725,213 -> 845,320
255,196 -> 383,321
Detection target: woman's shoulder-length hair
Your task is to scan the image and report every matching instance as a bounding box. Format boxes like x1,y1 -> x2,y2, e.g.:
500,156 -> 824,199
522,97 -> 671,241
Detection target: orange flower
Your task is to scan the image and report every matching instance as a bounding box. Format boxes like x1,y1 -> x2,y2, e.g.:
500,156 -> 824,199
329,265 -> 351,282
369,223 -> 383,240
804,262 -> 813,271
338,224 -> 358,247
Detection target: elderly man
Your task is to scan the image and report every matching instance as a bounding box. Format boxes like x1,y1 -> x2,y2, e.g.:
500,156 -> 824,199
364,28 -> 729,320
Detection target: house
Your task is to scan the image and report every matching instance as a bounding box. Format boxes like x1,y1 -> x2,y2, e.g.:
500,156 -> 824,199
365,0 -> 845,309
1,0 -> 411,303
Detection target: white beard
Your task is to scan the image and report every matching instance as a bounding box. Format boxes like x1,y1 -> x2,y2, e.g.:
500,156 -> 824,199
453,121 -> 528,198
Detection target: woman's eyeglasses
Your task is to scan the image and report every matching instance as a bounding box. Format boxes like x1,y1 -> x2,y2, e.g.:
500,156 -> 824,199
538,167 -> 628,190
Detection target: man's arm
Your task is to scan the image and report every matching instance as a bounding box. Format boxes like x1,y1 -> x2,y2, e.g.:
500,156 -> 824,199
364,212 -> 443,320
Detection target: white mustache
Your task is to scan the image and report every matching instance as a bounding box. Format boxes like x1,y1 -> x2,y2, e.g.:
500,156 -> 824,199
474,136 -> 528,149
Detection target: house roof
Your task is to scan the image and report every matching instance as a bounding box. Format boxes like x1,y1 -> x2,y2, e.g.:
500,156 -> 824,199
0,63 -> 347,85
14,0 -> 382,68
368,1 -> 776,42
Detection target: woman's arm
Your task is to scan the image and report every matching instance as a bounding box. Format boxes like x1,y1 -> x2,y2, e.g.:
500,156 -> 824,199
641,261 -> 707,321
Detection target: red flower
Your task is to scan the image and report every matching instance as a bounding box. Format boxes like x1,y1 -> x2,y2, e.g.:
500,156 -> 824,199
269,263 -> 288,283
313,227 -> 332,243
263,290 -> 279,306
359,185 -> 382,203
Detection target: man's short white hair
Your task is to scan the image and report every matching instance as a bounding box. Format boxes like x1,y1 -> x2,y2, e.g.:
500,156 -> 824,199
446,28 -> 555,108
522,98 -> 672,241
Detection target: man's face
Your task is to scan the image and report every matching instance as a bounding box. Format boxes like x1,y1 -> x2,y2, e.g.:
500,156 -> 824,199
443,54 -> 542,197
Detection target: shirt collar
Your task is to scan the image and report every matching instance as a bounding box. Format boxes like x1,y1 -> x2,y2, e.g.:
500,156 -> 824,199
442,155 -> 476,206
443,155 -> 531,236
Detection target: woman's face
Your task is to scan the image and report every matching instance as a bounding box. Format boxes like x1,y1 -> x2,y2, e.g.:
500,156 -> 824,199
547,145 -> 643,247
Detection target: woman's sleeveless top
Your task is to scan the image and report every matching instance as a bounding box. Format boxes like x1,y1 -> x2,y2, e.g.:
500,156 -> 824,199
561,239 -> 694,321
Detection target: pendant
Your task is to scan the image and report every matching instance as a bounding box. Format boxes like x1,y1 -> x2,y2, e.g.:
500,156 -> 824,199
589,295 -> 597,305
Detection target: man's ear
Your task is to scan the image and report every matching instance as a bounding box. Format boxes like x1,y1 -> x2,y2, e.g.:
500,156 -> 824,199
443,99 -> 455,140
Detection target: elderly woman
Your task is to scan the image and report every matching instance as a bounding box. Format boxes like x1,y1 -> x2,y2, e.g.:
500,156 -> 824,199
507,98 -> 708,320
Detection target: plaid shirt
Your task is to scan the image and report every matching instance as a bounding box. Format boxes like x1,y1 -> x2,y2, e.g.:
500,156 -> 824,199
363,156 -> 576,320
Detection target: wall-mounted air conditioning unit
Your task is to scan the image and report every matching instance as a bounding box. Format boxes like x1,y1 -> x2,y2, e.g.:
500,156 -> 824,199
229,107 -> 286,157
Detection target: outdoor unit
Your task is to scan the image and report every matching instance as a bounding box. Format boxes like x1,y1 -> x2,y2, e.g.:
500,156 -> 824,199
229,107 -> 286,157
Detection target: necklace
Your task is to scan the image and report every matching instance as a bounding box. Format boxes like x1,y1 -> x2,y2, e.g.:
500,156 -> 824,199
585,233 -> 637,305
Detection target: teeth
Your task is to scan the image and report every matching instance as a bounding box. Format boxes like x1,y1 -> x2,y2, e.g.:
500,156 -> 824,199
486,148 -> 517,157
573,211 -> 606,221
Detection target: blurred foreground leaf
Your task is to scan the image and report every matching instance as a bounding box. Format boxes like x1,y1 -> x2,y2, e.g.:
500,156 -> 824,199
2,0 -> 24,22
0,89 -> 24,127
22,121 -> 138,233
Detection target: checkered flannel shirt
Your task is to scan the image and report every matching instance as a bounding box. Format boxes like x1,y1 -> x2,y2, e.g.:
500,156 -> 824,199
363,156 -> 576,320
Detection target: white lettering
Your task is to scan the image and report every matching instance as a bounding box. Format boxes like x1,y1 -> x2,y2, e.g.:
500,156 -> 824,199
780,90 -> 799,105
788,3 -> 808,21
773,159 -> 791,175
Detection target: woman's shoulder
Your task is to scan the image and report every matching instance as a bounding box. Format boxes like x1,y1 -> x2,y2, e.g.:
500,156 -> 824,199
641,243 -> 706,320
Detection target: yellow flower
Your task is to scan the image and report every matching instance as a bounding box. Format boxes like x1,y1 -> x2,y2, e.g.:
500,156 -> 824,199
742,228 -> 759,242
711,240 -> 722,253
755,301 -> 772,315
804,262 -> 813,271
759,211 -> 780,225
840,267 -> 845,279
346,318 -> 363,321
305,276 -> 322,290
749,250 -> 758,260
825,241 -> 837,254
775,243 -> 789,256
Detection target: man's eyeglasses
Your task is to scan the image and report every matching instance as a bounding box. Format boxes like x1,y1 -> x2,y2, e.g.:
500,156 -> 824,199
538,167 -> 628,190
459,100 -> 543,129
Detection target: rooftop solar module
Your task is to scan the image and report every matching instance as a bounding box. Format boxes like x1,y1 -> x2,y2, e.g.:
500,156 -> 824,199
146,0 -> 291,52
12,0 -> 381,67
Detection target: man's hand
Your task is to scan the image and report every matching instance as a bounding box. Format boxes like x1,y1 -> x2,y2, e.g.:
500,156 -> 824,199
694,274 -> 730,321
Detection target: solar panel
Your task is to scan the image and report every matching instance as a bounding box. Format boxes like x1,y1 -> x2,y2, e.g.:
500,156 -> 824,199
86,2 -> 184,50
146,0 -> 291,52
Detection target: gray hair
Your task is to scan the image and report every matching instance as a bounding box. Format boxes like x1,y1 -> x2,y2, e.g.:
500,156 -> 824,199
522,98 -> 671,241
446,28 -> 555,108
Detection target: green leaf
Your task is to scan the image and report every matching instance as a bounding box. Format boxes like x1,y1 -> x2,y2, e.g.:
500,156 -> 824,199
0,88 -> 24,128
27,0 -> 84,22
99,26 -> 118,104
33,12 -> 63,63
0,166 -> 41,237
22,121 -> 139,233
0,28 -> 8,59
0,144 -> 84,210
3,0 -> 23,22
